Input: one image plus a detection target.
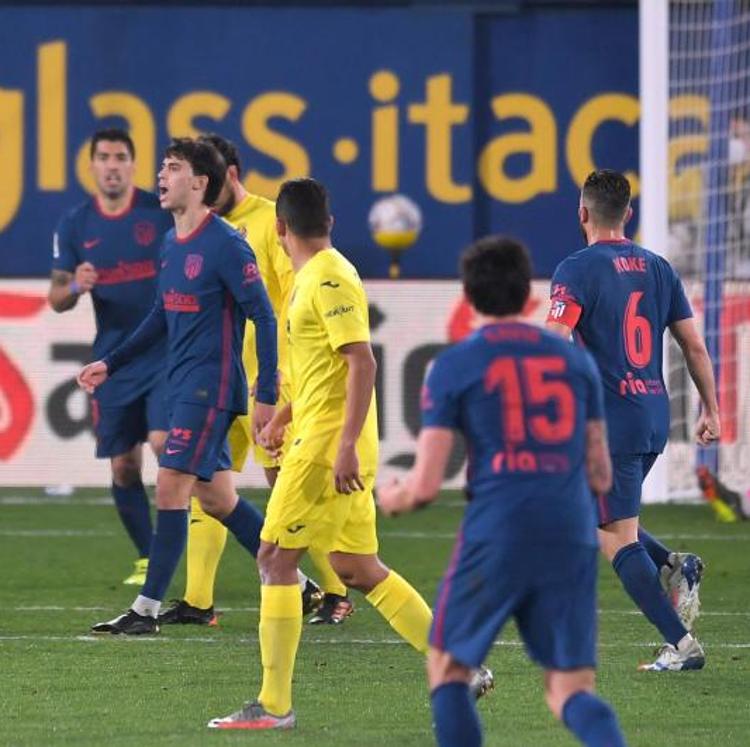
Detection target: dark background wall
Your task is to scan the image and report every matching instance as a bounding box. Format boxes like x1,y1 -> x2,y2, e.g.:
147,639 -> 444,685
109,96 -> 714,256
0,1 -> 639,278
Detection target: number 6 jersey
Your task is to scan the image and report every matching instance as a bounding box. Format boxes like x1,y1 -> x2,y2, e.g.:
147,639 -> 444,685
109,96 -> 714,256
547,239 -> 693,455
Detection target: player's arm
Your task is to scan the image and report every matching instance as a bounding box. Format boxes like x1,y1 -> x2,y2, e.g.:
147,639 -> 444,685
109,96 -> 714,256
545,266 -> 583,337
336,341 -> 377,494
378,355 -> 458,516
377,427 -> 454,516
258,402 -> 292,458
585,420 -> 612,495
669,317 -> 720,445
78,299 -> 167,393
220,239 -> 278,407
581,350 -> 612,494
48,220 -> 98,312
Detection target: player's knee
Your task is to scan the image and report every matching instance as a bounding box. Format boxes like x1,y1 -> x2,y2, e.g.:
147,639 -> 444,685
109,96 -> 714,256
111,456 -> 141,488
427,648 -> 470,690
545,670 -> 596,720
329,554 -> 387,593
148,431 -> 167,458
257,542 -> 290,583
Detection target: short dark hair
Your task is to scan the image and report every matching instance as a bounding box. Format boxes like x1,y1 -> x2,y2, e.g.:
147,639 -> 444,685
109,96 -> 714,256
199,133 -> 242,177
164,137 -> 226,206
581,169 -> 631,227
276,178 -> 330,238
461,236 -> 531,317
90,128 -> 135,160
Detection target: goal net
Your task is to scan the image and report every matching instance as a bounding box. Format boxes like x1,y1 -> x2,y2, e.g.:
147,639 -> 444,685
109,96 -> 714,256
666,0 -> 750,498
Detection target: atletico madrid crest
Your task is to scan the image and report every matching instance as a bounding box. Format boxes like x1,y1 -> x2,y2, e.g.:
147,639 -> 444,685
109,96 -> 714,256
134,221 -> 157,246
184,254 -> 203,280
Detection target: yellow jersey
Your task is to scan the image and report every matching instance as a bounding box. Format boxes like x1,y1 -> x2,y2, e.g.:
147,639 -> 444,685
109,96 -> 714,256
285,248 -> 378,473
223,193 -> 293,384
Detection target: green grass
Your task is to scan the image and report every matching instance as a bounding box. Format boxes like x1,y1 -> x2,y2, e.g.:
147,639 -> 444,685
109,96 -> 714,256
1,489 -> 749,745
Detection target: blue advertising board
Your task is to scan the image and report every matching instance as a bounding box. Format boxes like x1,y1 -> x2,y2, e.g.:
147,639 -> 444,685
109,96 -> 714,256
0,5 -> 638,278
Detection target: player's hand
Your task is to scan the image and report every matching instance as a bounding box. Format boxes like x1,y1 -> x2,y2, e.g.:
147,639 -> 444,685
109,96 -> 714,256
258,417 -> 285,459
253,401 -> 275,442
77,360 -> 109,393
74,262 -> 98,294
334,443 -> 364,494
376,477 -> 411,516
695,410 -> 720,445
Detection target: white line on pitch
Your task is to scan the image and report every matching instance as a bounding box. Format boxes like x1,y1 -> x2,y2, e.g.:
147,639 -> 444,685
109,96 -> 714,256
11,606 -> 750,618
1,528 -> 748,542
1,635 -> 749,650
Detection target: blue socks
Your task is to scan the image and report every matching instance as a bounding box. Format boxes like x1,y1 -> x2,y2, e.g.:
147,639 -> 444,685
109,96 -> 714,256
562,691 -> 625,747
612,541 -> 687,645
221,496 -> 264,557
431,682 -> 481,747
638,527 -> 671,569
111,481 -> 153,558
141,509 -> 188,601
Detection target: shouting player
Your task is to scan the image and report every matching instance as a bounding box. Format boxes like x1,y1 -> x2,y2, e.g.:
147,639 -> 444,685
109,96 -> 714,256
79,138 -> 278,635
158,134 -> 342,628
208,178 -> 438,730
378,237 -> 626,747
48,128 -> 172,585
547,169 -> 719,671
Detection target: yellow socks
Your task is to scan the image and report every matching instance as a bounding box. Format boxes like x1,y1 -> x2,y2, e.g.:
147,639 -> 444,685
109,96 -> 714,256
366,570 -> 433,653
308,545 -> 347,597
258,584 -> 302,716
184,497 -> 228,609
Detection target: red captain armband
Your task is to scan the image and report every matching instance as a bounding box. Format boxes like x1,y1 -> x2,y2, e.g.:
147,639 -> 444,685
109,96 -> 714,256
546,296 -> 582,329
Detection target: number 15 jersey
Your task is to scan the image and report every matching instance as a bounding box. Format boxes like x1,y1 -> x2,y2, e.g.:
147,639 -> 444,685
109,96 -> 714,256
422,322 -> 604,548
548,240 -> 693,455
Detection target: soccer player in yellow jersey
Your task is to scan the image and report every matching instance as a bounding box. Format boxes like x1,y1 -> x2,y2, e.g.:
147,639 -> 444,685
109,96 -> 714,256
159,136 -> 346,625
208,178 -> 434,731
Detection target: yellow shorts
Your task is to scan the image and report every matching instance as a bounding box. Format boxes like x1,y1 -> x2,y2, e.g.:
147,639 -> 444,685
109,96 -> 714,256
228,384 -> 290,472
260,458 -> 379,555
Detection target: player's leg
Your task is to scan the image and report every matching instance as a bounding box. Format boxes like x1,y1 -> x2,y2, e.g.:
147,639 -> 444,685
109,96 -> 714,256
330,550 -> 432,651
329,478 -> 432,651
598,458 -> 704,670
307,543 -> 351,625
425,534 -> 517,745
95,396 -> 154,583
110,446 -> 152,584
637,455 -> 704,629
545,670 -> 625,747
427,649 -> 481,747
520,546 -> 626,746
209,461 -> 323,730
91,465 -> 195,634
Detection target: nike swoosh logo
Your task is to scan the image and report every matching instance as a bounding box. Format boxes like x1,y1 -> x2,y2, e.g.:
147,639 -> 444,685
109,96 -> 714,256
287,524 -> 305,534
165,447 -> 184,455
83,239 -> 101,250
320,280 -> 340,288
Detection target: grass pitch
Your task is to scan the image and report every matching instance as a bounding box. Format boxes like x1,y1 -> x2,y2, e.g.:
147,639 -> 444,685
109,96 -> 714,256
1,489 -> 749,746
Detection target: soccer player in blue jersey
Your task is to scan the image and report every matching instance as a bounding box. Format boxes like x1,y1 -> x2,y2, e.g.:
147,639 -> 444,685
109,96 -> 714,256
78,138 -> 279,635
378,237 -> 626,747
48,129 -> 173,585
546,169 -> 719,671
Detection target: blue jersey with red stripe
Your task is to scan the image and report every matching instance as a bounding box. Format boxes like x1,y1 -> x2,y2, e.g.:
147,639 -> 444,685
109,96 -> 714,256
105,213 -> 277,414
422,322 -> 604,548
52,189 -> 172,405
548,240 -> 693,455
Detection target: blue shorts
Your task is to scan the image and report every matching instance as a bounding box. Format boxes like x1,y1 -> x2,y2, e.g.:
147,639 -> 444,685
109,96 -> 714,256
430,535 -> 598,671
596,453 -> 659,525
92,378 -> 168,459
159,402 -> 235,482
